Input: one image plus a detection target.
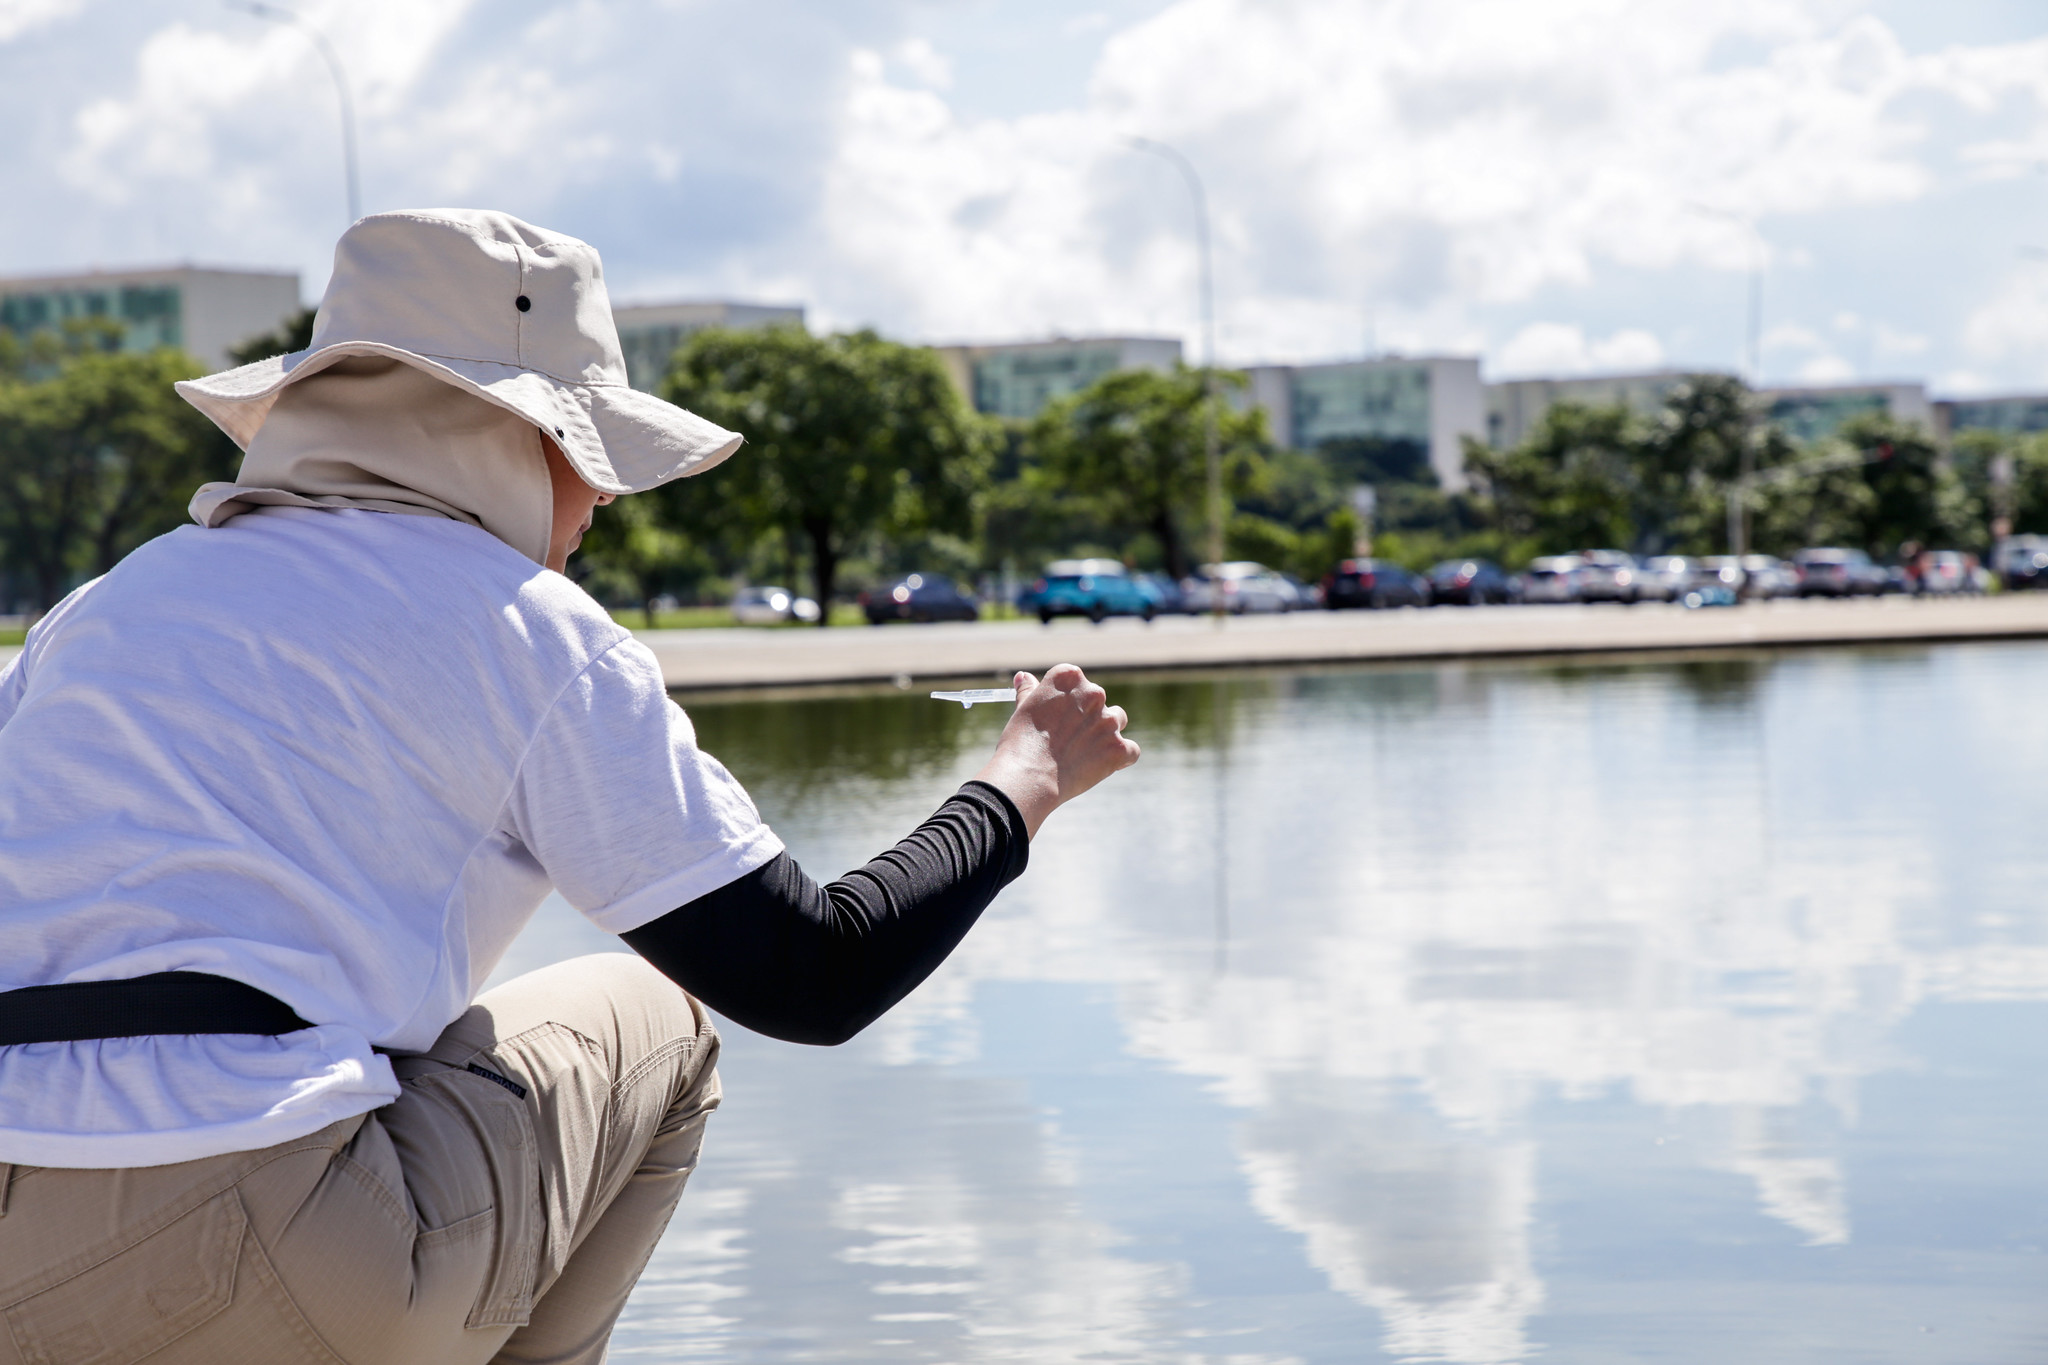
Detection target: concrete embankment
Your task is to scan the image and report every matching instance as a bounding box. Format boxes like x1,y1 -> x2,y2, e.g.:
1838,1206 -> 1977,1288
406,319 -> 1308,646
7,595 -> 2044,692
638,593 -> 2048,691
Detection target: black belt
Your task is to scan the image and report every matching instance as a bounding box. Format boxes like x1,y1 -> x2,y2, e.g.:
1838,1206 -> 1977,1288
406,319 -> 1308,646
0,972 -> 313,1046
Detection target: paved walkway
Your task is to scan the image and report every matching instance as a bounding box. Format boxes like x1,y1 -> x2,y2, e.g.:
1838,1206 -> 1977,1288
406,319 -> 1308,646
7,595 -> 2044,692
640,593 -> 2048,690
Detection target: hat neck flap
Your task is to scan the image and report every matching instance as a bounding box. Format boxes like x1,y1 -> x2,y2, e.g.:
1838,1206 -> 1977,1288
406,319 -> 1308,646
189,355 -> 553,566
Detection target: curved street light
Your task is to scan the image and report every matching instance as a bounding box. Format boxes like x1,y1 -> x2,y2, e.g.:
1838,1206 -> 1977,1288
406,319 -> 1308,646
1687,202 -> 1767,556
227,0 -> 361,226
1126,136 -> 1223,612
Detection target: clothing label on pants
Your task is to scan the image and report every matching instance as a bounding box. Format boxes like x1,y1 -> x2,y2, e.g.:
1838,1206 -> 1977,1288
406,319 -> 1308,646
466,1063 -> 528,1100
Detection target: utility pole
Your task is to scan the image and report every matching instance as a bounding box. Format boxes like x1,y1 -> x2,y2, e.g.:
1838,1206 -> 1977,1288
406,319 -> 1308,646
229,1 -> 361,225
1128,137 -> 1222,618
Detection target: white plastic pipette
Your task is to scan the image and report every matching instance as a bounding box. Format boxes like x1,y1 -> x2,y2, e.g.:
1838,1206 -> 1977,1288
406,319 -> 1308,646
929,688 -> 1017,709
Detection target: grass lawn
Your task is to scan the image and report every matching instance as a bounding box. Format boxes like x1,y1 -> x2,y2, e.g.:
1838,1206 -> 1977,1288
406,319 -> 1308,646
0,629 -> 23,647
611,603 -> 870,631
613,600 -> 1026,633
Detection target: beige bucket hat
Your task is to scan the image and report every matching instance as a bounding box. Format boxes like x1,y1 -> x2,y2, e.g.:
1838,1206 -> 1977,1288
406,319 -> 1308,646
176,209 -> 742,495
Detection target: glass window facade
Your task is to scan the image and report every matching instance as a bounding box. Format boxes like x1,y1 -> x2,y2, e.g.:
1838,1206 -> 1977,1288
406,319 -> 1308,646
972,344 -> 1126,420
1765,391 -> 1889,444
0,284 -> 182,352
1945,397 -> 2048,436
1291,362 -> 1432,450
618,322 -> 716,393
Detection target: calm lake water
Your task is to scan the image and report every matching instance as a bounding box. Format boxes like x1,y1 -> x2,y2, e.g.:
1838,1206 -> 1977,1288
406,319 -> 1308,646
490,642 -> 2048,1364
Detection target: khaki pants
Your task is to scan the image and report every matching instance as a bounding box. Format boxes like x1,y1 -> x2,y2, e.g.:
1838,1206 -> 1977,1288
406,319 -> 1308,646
0,954 -> 719,1365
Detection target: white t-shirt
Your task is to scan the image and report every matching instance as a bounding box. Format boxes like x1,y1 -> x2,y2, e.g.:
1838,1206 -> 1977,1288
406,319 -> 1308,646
0,507 -> 783,1168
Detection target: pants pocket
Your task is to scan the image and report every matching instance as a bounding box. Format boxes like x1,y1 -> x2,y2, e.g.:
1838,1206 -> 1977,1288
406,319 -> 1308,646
3,1186 -> 244,1365
401,1069 -> 541,1331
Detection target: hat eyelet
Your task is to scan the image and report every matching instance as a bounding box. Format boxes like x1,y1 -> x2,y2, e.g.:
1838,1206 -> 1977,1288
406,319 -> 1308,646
515,295 -> 532,312
554,427 -> 565,439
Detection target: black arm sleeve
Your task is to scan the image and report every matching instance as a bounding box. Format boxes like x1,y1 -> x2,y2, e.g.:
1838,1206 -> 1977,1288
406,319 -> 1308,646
620,780 -> 1030,1046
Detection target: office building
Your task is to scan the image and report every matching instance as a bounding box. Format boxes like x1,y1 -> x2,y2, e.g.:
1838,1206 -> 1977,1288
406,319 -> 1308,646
1933,395 -> 2048,444
1248,356 -> 1484,492
611,300 -> 805,393
933,336 -> 1183,421
1485,370 -> 1710,450
1760,382 -> 1930,444
1486,371 -> 1933,449
0,265 -> 301,372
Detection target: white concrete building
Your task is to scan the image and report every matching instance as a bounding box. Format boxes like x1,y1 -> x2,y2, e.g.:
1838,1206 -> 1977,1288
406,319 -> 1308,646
1484,370 -> 1712,450
0,265 -> 301,372
933,336 -> 1183,421
611,299 -> 805,392
1759,382 -> 1930,444
1485,370 -> 1933,450
1246,356 -> 1485,492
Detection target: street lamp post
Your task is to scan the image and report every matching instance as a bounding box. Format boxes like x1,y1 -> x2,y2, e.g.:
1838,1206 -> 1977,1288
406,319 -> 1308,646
1689,202 -> 1764,558
228,1 -> 361,225
1127,136 -> 1222,619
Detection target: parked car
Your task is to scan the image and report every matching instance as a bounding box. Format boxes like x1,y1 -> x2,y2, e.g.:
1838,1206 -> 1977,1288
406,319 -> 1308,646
1915,550 -> 1981,596
1426,558 -> 1511,605
1694,554 -> 1791,599
1573,549 -> 1641,603
1184,561 -> 1299,614
1636,556 -> 1698,603
864,572 -> 980,624
1995,535 -> 2048,590
1321,559 -> 1429,610
1280,573 -> 1323,609
731,585 -> 820,625
1020,559 -> 1154,623
1739,554 -> 1799,598
1134,571 -> 1189,615
1518,555 -> 1584,604
1792,547 -> 1885,597
1682,583 -> 1740,608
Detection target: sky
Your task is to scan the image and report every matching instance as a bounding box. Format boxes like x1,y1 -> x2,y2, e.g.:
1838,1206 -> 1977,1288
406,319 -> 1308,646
3,0 -> 2048,393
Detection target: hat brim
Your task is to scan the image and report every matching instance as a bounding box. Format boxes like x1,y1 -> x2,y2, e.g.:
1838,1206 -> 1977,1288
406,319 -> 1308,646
175,342 -> 742,496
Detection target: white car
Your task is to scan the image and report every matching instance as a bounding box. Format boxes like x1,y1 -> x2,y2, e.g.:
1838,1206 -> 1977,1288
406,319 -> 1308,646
1637,556 -> 1697,603
1518,555 -> 1584,604
1182,561 -> 1297,614
731,585 -> 820,625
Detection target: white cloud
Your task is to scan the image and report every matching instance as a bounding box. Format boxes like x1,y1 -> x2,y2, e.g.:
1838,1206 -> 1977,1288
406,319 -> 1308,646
11,1 -> 2048,388
1961,262 -> 2048,385
1796,353 -> 1855,382
0,0 -> 83,43
890,37 -> 953,90
812,0 -> 2048,371
1493,322 -> 1665,377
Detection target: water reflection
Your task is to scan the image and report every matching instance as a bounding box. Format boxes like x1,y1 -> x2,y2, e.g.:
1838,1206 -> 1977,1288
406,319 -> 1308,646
499,645 -> 2048,1362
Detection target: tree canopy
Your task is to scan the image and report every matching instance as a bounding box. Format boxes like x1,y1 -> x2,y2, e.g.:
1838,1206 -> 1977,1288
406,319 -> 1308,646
0,325 -> 237,611
1022,366 -> 1268,580
656,326 -> 992,623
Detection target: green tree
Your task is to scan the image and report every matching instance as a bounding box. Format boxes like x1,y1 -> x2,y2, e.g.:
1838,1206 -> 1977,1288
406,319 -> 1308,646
1023,366 -> 1268,580
1750,415 -> 1967,558
660,327 -> 992,624
576,493 -> 703,626
0,325 -> 237,610
228,307 -> 318,365
1465,400 -> 1641,554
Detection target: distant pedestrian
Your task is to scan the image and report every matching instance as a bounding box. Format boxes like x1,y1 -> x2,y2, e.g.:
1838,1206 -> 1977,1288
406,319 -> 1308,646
0,210 -> 1138,1364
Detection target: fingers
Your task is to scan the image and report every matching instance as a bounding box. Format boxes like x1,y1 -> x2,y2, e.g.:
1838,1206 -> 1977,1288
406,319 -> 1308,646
1104,704 -> 1128,733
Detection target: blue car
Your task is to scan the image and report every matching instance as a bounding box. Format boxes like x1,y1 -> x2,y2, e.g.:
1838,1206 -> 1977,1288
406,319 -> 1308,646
1019,559 -> 1155,624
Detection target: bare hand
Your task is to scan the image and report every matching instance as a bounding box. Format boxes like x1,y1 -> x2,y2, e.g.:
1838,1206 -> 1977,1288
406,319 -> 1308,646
972,665 -> 1140,839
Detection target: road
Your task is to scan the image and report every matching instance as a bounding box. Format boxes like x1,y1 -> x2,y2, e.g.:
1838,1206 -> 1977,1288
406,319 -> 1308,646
6,594 -> 2044,692
638,593 -> 2048,691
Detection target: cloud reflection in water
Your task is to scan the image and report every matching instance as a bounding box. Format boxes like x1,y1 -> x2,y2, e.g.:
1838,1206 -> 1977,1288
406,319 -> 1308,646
511,644 -> 2048,1362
